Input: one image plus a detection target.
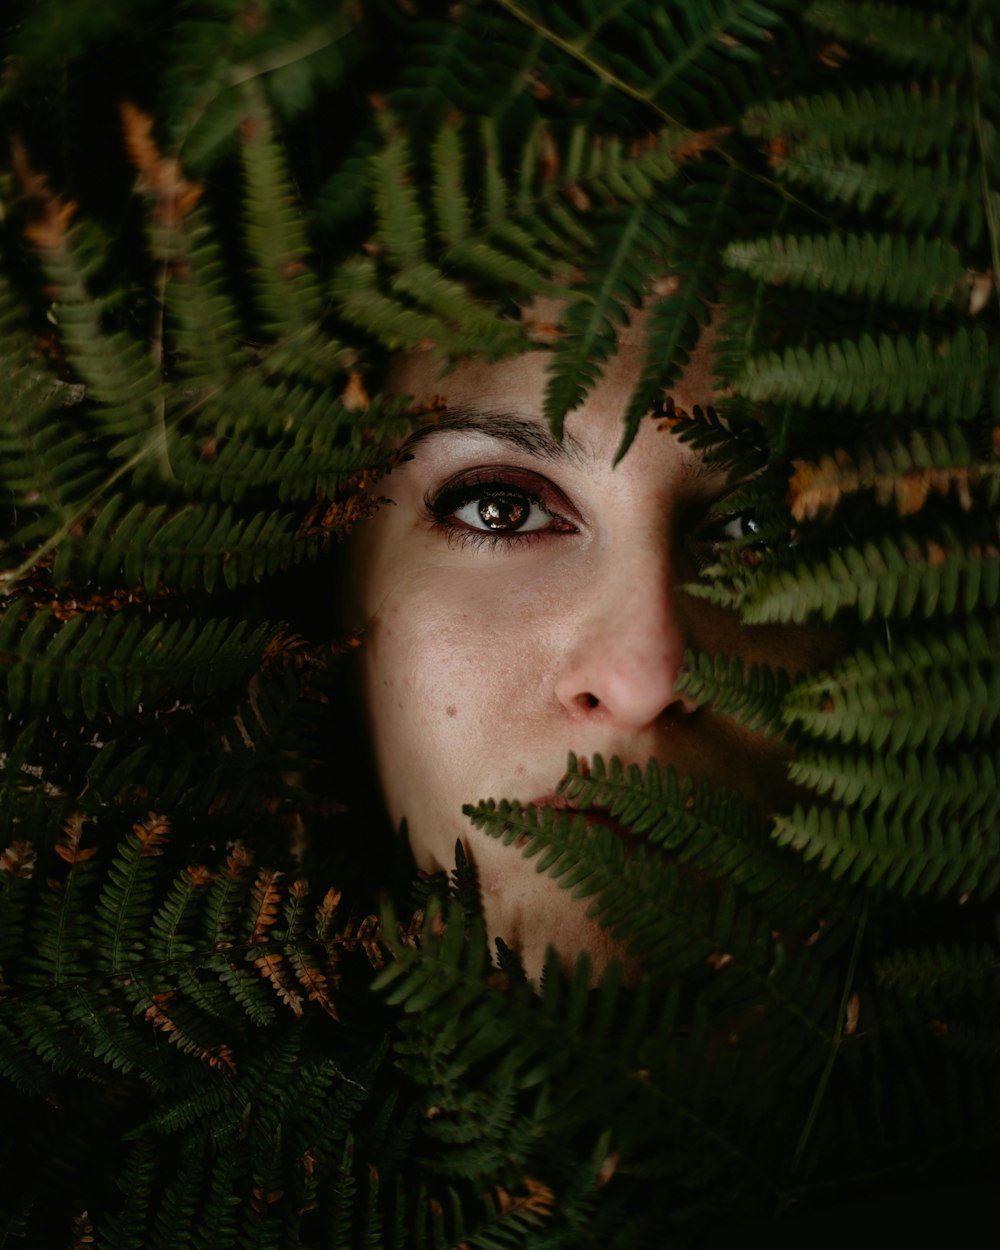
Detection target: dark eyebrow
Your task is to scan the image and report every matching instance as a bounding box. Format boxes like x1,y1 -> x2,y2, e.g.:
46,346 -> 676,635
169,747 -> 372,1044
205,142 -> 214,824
399,406 -> 586,463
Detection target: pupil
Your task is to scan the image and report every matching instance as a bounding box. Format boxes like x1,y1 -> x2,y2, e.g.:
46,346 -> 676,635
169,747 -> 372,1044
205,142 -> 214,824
479,495 -> 527,530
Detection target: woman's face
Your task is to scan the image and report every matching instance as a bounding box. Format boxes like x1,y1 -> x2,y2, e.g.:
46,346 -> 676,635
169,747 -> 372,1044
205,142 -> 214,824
347,321 -> 826,980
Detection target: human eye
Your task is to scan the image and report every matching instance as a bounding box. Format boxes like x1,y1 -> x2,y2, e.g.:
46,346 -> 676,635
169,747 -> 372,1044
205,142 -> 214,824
688,506 -> 764,570
425,466 -> 577,549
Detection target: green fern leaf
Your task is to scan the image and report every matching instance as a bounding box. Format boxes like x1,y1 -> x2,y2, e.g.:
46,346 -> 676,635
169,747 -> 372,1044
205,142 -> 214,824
22,830 -> 98,988
676,650 -> 792,734
772,800 -> 1000,897
0,279 -> 103,551
743,83 -> 962,160
241,84 -> 326,341
723,231 -> 966,309
0,605 -> 272,718
738,327 -> 995,422
788,740 -> 1000,826
146,1137 -> 206,1250
783,619 -> 1000,750
94,1137 -> 156,1250
876,940 -> 1000,999
543,202 -> 665,437
29,220 -> 165,462
616,172 -> 739,456
806,0 -> 971,75
164,206 -> 249,390
370,118 -> 427,271
741,534 -> 1000,625
770,147 -> 983,244
93,813 -> 172,973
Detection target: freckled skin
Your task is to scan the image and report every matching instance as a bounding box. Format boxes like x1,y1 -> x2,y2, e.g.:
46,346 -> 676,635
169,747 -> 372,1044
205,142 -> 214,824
347,317 -> 832,982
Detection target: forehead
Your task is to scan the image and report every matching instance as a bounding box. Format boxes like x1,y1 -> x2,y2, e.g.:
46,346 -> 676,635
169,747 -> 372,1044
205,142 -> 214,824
387,314 -> 720,476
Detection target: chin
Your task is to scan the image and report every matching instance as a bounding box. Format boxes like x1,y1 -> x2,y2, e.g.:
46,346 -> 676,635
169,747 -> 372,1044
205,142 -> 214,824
473,845 -> 638,986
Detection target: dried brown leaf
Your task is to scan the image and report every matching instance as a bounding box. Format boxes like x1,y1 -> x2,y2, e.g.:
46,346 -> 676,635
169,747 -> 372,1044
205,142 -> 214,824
844,992 -> 860,1037
121,101 -> 203,227
134,811 -> 170,857
250,867 -> 284,941
671,127 -> 733,163
227,842 -> 254,878
56,812 -> 96,864
254,950 -> 305,1016
11,137 -> 78,252
0,840 -> 36,879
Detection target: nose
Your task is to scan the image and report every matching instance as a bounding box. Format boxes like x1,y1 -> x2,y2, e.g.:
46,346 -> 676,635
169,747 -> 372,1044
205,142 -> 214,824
553,553 -> 698,728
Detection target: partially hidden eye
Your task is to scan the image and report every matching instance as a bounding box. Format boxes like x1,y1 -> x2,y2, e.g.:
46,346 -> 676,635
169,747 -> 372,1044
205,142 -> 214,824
711,511 -> 761,544
452,490 -> 552,534
691,509 -> 763,566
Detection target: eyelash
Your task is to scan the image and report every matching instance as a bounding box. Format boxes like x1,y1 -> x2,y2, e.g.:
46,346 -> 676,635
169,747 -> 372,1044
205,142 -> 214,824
425,469 -> 762,559
688,509 -> 763,570
425,471 -> 576,550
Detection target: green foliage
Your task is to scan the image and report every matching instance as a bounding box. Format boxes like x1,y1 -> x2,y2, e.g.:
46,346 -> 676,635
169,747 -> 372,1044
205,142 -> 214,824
1,0 -> 998,1245
724,230 -> 968,308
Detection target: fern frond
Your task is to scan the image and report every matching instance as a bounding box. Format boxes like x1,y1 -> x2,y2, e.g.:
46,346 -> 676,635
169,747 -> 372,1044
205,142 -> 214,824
876,941 -> 1000,999
806,0 -> 971,76
96,1137 -> 156,1250
333,255 -> 518,358
189,1148 -> 243,1250
743,82 -> 962,160
201,843 -> 255,953
22,814 -> 98,987
0,605 -> 272,718
94,812 -> 171,973
149,864 -> 216,966
62,982 -> 170,1083
164,2 -> 361,169
0,1016 -> 56,1097
550,753 -> 834,924
370,116 -> 428,272
136,974 -> 239,1073
787,429 -> 998,522
738,327 -> 995,422
788,740 -> 1000,827
740,532 -> 1000,625
616,172 -> 742,455
387,5 -> 548,129
783,619 -> 1000,750
240,84 -> 326,343
723,231 -> 966,309
52,495 -> 333,594
465,794 -> 834,1012
146,1137 -> 206,1250
769,147 -> 983,244
162,203 -> 248,391
772,800 -> 1000,897
497,0 -> 795,123
675,651 -> 792,734
0,279 -> 103,552
544,202 -> 665,437
391,261 -> 526,354
18,181 -> 165,460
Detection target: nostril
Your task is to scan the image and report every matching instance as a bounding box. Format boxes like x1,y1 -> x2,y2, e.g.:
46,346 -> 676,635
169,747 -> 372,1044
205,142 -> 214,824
580,693 -> 600,710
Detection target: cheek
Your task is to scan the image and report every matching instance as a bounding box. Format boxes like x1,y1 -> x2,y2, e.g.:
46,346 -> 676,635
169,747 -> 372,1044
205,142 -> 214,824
359,577 -> 553,814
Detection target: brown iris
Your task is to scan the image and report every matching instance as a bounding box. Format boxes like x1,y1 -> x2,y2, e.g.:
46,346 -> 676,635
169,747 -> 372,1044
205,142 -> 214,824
478,494 -> 529,531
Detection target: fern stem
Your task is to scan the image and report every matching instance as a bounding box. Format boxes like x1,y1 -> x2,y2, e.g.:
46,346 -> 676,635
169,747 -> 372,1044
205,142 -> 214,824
175,18 -> 355,161
492,0 -> 688,131
151,255 -> 174,480
967,1 -> 1000,290
789,900 -> 868,1178
0,384 -> 221,589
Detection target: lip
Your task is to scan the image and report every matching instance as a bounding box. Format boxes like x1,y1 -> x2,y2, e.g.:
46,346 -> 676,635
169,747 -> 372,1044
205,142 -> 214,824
526,793 -> 635,846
